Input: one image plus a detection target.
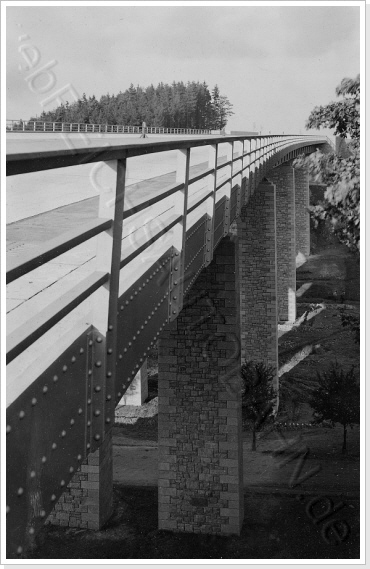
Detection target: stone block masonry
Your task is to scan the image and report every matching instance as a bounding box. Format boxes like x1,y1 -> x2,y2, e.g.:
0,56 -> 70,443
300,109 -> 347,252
294,167 -> 310,262
269,165 -> 296,323
237,179 -> 279,395
46,429 -> 113,530
157,236 -> 244,535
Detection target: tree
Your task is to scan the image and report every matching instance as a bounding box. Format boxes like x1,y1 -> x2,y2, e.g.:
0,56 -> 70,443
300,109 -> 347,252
294,74 -> 360,253
310,362 -> 360,454
241,361 -> 277,451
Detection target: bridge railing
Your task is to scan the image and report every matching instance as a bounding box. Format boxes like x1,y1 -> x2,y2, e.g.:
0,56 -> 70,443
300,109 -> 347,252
6,132 -> 329,556
6,119 -> 213,136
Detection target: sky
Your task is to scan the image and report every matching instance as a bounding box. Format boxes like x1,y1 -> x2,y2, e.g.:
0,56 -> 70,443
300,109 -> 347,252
5,2 -> 361,138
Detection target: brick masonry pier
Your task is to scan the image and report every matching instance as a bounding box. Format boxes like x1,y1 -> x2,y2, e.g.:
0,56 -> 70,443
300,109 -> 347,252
269,165 -> 296,323
237,179 -> 279,393
157,236 -> 244,535
46,430 -> 113,530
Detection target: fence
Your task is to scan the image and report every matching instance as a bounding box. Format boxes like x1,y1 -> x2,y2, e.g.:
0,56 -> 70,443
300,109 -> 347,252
6,119 -> 213,136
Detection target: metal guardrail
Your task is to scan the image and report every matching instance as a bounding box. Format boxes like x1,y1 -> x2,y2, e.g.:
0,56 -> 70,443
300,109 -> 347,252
6,119 -> 213,136
6,132 -> 330,557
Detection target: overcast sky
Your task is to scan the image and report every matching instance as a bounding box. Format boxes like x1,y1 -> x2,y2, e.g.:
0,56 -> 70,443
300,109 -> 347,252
6,3 -> 361,137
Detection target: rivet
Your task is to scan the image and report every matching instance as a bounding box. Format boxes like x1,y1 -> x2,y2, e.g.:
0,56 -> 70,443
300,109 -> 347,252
107,348 -> 113,354
106,394 -> 112,401
96,336 -> 102,343
125,300 -> 129,305
94,434 -> 101,441
173,310 -> 177,314
134,291 -> 138,296
139,287 -> 142,291
6,505 -> 10,514
40,510 -> 46,518
87,398 -> 92,404
51,494 -> 56,501
146,279 -> 149,283
94,386 -> 101,392
77,454 -> 82,461
29,527 -> 35,535
148,315 -> 151,320
140,358 -> 143,363
17,546 -> 23,554
41,456 -> 47,463
53,375 -> 58,383
108,324 -> 113,331
30,471 -> 36,478
69,467 -> 74,473
78,408 -> 83,414
95,361 -> 102,368
19,411 -> 25,419
71,356 -> 76,363
152,311 -> 155,315
60,480 -> 65,487
128,342 -> 132,347
106,418 -> 111,424
63,365 -> 68,372
119,354 -> 123,359
70,419 -> 75,426
132,371 -> 135,376
120,305 -> 124,310
136,364 -> 139,369
145,320 -> 148,325
118,391 -> 122,396
174,267 -> 178,271
94,410 -> 101,417
88,369 -> 92,376
106,371 -> 112,378
61,430 -> 66,437
133,336 -> 136,341
87,420 -> 91,427
17,488 -> 24,496
144,352 -> 147,357
174,281 -> 178,285
6,425 -> 11,433
124,348 -> 128,353
173,296 -> 177,300
130,295 -> 134,300
143,282 -> 146,287
80,348 -> 84,354
87,443 -> 90,449
89,340 -> 93,346
43,386 -> 48,394
52,443 -> 57,450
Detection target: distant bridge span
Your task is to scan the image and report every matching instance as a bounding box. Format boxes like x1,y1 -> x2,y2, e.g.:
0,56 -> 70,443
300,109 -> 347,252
6,132 -> 331,557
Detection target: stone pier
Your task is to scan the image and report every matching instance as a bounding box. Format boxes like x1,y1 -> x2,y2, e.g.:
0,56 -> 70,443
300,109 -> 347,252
157,236 -> 244,535
237,179 -> 278,392
294,166 -> 310,264
269,165 -> 296,323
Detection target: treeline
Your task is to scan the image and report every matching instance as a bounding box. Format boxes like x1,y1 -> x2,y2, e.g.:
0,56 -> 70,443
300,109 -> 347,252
31,82 -> 234,130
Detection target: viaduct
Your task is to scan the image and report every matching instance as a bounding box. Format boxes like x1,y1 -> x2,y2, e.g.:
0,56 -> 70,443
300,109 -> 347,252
6,130 -> 332,557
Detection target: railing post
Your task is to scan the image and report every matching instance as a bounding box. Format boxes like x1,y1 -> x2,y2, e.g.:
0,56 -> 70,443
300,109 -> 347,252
204,144 -> 218,266
223,141 -> 233,235
90,158 -> 126,445
236,140 -> 243,217
33,122 -> 36,132
168,148 -> 190,322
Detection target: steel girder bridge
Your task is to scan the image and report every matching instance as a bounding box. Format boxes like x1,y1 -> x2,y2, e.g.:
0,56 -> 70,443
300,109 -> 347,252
6,131 -> 330,557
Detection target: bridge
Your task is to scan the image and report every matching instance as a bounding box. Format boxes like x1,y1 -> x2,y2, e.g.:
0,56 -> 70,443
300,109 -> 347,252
6,131 -> 331,557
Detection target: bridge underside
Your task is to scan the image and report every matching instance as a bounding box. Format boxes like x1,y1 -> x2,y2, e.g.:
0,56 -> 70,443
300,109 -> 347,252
7,139 -> 322,556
